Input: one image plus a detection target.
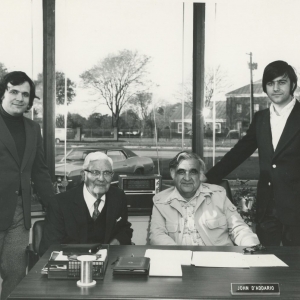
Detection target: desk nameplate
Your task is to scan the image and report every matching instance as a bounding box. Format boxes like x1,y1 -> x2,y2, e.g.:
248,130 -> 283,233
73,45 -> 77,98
231,283 -> 280,295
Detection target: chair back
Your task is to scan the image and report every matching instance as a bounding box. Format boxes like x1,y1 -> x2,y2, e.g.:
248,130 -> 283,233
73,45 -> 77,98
32,220 -> 45,254
219,179 -> 233,202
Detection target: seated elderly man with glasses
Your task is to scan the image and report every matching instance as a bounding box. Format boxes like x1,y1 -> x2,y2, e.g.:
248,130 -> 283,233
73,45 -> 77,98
40,152 -> 133,255
150,151 -> 259,246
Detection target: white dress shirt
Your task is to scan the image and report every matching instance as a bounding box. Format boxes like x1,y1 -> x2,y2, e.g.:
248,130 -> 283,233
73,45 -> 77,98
83,184 -> 106,217
270,98 -> 296,150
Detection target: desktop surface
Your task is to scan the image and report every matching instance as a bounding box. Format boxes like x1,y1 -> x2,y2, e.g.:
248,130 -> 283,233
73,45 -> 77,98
9,245 -> 300,299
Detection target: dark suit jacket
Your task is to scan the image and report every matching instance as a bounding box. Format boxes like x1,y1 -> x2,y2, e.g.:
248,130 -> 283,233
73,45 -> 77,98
206,100 -> 300,226
39,183 -> 133,255
0,114 -> 54,230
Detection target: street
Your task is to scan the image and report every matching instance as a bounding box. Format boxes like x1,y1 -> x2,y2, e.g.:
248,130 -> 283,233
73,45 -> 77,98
55,142 -> 260,180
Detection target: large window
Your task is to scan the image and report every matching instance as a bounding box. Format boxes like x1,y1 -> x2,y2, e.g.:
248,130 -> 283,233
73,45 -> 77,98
204,0 -> 300,181
55,0 -> 194,193
4,0 -> 300,210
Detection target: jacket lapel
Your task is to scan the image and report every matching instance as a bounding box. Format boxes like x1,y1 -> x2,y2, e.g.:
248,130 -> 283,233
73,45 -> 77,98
21,118 -> 35,171
104,188 -> 117,242
260,109 -> 274,155
169,200 -> 184,217
273,100 -> 300,159
71,185 -> 88,243
194,184 -> 213,212
0,114 -> 20,166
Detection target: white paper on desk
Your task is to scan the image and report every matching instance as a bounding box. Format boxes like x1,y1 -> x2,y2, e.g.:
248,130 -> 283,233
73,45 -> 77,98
54,249 -> 107,261
149,259 -> 182,277
144,249 -> 192,277
243,254 -> 288,267
192,252 -> 249,268
54,251 -> 69,261
95,249 -> 107,261
145,249 -> 192,265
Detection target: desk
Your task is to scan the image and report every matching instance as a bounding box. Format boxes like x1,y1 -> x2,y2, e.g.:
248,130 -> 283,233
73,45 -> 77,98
9,245 -> 300,299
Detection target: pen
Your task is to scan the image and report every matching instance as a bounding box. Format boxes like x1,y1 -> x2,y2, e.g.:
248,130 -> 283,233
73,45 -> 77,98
111,256 -> 119,265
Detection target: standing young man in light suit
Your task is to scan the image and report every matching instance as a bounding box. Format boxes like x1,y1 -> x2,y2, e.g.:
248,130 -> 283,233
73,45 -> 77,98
0,72 -> 54,300
206,60 -> 300,246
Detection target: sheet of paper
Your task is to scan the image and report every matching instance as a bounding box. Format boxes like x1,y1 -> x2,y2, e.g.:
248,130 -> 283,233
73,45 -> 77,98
243,254 -> 288,267
144,249 -> 192,277
192,251 -> 249,268
149,259 -> 182,277
54,249 -> 107,261
96,249 -> 107,261
54,251 -> 69,261
145,249 -> 192,265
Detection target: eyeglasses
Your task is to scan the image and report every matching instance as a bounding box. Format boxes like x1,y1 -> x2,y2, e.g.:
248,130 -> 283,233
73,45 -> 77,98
84,169 -> 114,180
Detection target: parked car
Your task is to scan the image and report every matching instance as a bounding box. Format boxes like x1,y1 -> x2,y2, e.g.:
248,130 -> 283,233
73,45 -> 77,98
55,147 -> 155,191
224,129 -> 246,140
117,130 -> 141,138
55,128 -> 75,144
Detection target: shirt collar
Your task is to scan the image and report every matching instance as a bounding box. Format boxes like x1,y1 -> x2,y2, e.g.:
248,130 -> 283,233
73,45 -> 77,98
170,184 -> 203,202
270,97 -> 296,117
83,184 -> 106,209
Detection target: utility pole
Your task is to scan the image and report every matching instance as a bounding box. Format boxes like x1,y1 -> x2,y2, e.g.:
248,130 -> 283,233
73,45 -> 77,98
246,52 -> 257,122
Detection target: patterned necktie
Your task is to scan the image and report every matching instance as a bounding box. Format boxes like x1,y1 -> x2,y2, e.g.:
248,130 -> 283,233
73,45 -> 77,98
92,198 -> 101,221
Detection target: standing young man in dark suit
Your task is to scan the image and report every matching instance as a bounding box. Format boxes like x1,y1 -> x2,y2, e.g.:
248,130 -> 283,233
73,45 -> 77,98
206,60 -> 300,246
39,152 -> 133,256
0,72 -> 54,300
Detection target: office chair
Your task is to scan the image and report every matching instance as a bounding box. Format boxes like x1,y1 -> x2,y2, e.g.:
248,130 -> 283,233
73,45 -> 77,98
219,179 -> 233,203
27,219 -> 45,271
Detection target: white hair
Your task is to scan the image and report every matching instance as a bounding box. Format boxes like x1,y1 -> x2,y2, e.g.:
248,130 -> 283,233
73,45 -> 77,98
82,151 -> 113,170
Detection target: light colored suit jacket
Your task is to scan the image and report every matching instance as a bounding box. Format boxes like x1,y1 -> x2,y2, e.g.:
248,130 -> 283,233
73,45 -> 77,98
150,184 -> 259,246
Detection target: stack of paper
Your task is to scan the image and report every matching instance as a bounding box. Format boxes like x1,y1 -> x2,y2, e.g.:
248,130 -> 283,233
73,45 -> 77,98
192,252 -> 288,268
143,250 -> 288,277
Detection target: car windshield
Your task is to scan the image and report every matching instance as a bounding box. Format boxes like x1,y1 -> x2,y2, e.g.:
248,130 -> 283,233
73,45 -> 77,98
122,148 -> 137,158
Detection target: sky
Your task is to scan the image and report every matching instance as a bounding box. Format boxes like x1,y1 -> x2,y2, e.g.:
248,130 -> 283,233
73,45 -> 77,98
1,0 -> 300,117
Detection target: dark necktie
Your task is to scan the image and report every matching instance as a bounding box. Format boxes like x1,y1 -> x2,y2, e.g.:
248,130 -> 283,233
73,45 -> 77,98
92,198 -> 101,221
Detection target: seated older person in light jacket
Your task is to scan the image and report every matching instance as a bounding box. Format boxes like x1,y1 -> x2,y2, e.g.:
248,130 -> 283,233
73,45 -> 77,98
150,151 -> 259,246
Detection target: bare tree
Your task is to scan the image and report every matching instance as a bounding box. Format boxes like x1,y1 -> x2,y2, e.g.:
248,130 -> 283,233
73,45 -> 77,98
177,65 -> 231,108
205,65 -> 230,107
80,49 -> 151,139
128,92 -> 153,135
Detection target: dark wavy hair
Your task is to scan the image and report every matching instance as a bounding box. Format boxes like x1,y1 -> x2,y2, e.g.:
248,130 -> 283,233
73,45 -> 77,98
262,61 -> 298,96
0,71 -> 39,110
169,151 -> 206,172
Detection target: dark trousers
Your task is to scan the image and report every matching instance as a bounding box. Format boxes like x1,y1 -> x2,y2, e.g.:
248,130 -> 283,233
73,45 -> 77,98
0,197 -> 29,300
256,216 -> 300,246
